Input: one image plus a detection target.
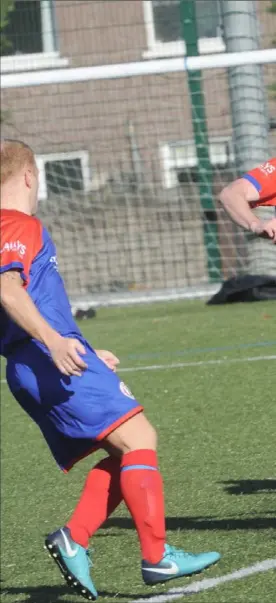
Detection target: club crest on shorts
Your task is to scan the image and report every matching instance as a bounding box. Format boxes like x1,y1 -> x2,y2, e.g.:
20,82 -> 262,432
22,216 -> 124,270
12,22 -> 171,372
120,381 -> 135,399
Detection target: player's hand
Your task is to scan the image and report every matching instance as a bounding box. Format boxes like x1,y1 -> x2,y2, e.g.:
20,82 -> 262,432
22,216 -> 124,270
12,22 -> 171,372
95,349 -> 120,372
261,218 -> 276,243
251,218 -> 276,243
49,336 -> 88,376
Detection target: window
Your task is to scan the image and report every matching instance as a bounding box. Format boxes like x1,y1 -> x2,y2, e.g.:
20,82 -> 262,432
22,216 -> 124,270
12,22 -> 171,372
1,0 -> 68,73
143,0 -> 224,58
36,152 -> 91,201
160,138 -> 234,189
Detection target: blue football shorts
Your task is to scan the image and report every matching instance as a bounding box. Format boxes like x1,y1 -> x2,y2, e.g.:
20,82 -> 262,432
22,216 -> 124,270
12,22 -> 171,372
6,339 -> 143,471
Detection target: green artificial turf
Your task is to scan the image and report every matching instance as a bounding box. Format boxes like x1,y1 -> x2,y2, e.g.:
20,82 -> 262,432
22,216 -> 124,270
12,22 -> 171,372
1,300 -> 275,602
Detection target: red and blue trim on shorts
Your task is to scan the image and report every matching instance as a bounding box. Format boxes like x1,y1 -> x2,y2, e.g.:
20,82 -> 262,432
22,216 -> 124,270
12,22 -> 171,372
63,405 -> 143,473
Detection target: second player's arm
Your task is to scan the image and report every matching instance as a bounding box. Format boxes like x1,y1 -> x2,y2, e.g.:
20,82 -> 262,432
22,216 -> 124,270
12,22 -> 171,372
219,178 -> 276,242
219,178 -> 262,232
0,270 -> 87,376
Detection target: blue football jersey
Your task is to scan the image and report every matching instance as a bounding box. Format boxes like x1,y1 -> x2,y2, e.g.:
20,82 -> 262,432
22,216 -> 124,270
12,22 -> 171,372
0,209 -> 82,357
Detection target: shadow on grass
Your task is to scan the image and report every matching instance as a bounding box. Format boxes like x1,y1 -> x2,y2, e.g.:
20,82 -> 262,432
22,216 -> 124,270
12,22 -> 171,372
102,514 -> 276,532
222,479 -> 276,495
0,584 -> 69,603
0,584 -> 141,603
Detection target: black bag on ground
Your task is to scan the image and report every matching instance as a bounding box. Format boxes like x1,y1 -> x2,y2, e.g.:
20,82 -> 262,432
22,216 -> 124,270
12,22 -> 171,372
207,275 -> 276,305
75,307 -> 97,320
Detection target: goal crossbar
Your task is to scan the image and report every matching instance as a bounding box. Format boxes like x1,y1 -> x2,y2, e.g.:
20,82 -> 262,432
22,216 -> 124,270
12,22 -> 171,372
2,48 -> 276,89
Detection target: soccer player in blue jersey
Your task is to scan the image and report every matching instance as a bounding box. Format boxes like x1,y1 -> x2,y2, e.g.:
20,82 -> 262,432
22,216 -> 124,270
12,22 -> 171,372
0,140 -> 220,601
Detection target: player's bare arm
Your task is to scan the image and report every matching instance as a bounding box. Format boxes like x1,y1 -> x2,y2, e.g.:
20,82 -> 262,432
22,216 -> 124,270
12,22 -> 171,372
219,178 -> 263,232
219,168 -> 276,243
0,270 -> 88,376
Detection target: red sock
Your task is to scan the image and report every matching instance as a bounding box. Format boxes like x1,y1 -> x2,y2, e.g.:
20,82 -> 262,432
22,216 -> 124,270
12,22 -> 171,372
67,455 -> 122,548
120,449 -> 166,563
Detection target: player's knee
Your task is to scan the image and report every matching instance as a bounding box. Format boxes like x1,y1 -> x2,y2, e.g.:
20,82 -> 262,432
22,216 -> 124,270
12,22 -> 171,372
105,412 -> 157,454
135,419 -> 157,451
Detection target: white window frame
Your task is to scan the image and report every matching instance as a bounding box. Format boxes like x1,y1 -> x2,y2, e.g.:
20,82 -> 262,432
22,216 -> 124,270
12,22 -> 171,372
1,0 -> 68,74
36,151 -> 91,201
143,0 -> 225,59
160,137 -> 234,189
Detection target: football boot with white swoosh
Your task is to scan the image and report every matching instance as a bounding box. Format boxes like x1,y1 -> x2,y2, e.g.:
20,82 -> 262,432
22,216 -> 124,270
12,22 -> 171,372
45,527 -> 98,600
142,543 -> 221,585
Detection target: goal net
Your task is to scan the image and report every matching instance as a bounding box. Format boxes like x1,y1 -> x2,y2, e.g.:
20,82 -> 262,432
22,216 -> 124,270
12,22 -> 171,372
1,0 -> 275,308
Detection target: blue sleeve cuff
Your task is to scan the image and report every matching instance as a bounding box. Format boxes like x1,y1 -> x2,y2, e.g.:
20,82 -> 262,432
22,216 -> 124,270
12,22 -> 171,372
0,261 -> 27,283
242,173 -> 262,193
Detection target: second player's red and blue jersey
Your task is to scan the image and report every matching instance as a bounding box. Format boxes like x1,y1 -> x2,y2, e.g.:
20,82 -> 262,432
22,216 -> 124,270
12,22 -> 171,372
0,209 -> 82,357
242,157 -> 276,212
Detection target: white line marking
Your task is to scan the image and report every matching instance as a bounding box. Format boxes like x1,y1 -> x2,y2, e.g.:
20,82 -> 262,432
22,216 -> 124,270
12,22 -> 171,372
120,355 -> 276,373
131,559 -> 276,603
1,354 -> 276,385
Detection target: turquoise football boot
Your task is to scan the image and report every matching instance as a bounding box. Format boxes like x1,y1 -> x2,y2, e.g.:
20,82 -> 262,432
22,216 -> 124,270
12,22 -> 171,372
45,527 -> 97,600
142,543 -> 221,585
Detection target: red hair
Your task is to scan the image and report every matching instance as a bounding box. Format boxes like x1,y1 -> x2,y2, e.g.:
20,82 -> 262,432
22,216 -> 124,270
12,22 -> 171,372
0,139 -> 36,185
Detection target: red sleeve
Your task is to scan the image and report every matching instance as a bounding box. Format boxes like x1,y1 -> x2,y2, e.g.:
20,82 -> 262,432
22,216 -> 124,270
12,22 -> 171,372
242,158 -> 276,204
0,213 -> 43,286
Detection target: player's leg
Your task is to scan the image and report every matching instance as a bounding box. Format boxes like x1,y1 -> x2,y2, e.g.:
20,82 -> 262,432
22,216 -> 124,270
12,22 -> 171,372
46,414 -> 158,596
45,454 -> 122,601
6,346 -> 100,601
64,414 -> 161,554
105,412 -> 166,563
46,407 -> 220,594
66,453 -> 122,548
59,409 -> 220,589
103,412 -> 220,585
8,342 -> 220,596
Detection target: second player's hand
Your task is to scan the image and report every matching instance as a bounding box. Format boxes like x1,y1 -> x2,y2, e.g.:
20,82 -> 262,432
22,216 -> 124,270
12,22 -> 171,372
49,336 -> 88,376
95,349 -> 120,372
261,218 -> 276,243
251,218 -> 276,243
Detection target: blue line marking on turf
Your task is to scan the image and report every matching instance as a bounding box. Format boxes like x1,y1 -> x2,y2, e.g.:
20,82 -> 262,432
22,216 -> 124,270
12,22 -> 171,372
124,341 -> 276,361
